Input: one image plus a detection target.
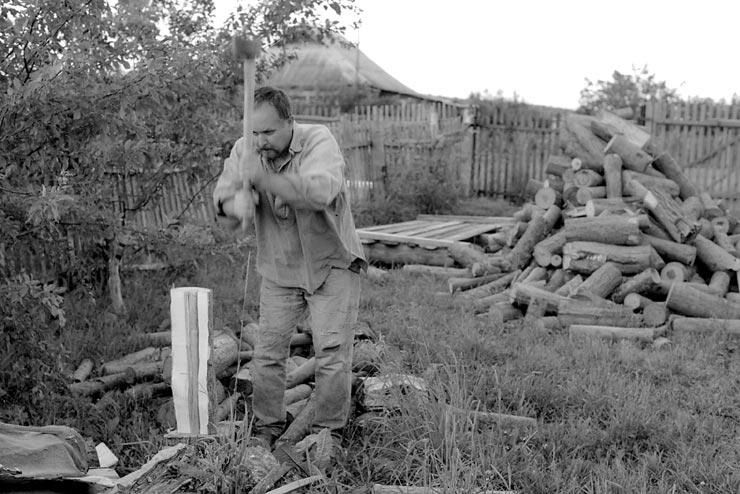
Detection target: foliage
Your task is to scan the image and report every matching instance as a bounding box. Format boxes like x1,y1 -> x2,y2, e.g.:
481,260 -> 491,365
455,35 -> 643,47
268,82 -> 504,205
0,0 -> 359,425
354,138 -> 463,226
0,273 -> 68,422
578,65 -> 680,115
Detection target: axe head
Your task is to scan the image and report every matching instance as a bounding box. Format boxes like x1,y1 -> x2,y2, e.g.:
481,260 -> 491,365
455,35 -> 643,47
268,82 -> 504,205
231,36 -> 261,60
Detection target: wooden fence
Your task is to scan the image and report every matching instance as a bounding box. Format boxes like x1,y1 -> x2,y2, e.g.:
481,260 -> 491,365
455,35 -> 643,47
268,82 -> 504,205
644,100 -> 740,208
470,104 -> 564,199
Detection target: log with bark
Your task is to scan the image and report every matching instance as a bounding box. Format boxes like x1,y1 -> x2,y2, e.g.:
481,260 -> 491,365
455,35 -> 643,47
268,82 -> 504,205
641,234 -> 697,265
671,316 -> 740,335
664,281 -> 740,318
364,243 -> 454,267
557,299 -> 643,327
611,268 -> 662,303
564,216 -> 642,245
692,234 -> 740,272
569,324 -> 664,342
573,261 -> 622,299
603,154 -> 623,199
504,205 -> 562,271
562,241 -> 661,275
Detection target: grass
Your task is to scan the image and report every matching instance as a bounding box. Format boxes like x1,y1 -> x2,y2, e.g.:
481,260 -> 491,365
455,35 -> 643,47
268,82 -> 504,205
6,197 -> 740,492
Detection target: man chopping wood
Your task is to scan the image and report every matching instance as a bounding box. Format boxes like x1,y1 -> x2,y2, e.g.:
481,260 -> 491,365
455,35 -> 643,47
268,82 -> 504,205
213,86 -> 367,447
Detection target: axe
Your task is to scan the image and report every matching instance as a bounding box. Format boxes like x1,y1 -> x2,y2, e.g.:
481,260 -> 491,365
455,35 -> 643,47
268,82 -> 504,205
231,36 -> 261,224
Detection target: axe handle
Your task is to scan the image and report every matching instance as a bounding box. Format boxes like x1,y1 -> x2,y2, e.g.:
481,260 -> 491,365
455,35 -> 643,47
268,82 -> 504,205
241,58 -> 257,188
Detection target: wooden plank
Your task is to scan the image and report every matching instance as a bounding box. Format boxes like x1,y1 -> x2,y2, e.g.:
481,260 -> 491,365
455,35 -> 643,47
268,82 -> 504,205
357,231 -> 469,248
416,214 -> 516,225
392,221 -> 463,237
359,220 -> 427,232
444,223 -> 502,241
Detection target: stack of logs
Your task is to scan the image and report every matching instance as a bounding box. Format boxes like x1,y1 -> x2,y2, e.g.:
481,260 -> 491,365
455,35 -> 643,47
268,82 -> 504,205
68,319 -> 383,433
426,109 -> 740,341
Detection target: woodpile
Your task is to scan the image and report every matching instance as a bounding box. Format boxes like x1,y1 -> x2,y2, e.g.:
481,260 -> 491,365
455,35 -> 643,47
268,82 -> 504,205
440,109 -> 740,342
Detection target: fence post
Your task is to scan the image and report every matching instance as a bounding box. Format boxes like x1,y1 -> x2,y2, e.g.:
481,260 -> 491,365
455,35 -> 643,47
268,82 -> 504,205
370,125 -> 386,200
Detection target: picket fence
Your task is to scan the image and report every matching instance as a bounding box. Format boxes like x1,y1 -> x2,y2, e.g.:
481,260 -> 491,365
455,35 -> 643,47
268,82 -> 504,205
16,98 -> 740,282
470,105 -> 563,199
644,100 -> 740,208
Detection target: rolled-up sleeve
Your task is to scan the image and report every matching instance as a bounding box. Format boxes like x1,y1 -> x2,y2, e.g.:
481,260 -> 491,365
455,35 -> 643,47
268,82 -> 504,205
212,138 -> 244,213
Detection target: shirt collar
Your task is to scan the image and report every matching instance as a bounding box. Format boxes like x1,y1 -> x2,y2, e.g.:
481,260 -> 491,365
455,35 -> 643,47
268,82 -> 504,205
271,122 -> 302,171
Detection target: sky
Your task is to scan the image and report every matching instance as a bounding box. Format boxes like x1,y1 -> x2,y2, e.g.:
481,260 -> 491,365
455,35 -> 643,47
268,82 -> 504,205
213,0 -> 740,109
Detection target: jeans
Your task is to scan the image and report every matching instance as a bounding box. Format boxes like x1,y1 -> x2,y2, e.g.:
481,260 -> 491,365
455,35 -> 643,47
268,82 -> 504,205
252,268 -> 360,432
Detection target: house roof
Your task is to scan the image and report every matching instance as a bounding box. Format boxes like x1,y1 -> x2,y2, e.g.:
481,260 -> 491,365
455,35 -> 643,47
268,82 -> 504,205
265,40 -> 422,98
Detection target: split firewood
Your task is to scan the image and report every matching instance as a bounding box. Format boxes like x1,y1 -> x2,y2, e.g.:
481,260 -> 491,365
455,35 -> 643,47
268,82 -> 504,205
512,203 -> 544,223
521,266 -> 549,284
554,274 -> 583,297
562,241 -> 659,275
727,292 -> 740,304
564,216 -> 642,245
623,293 -> 654,311
401,265 -> 471,278
533,230 -> 567,267
692,234 -> 740,271
125,381 -> 170,400
447,272 -> 506,294
505,205 -> 561,271
574,186 -> 607,206
699,192 -> 724,219
624,170 -> 680,197
545,155 -> 572,177
72,358 -> 94,382
574,169 -> 604,187
602,154 -> 623,199
569,324 -> 663,342
562,114 -> 607,169
364,243 -> 454,267
660,261 -> 691,284
623,172 -> 700,243
671,316 -> 740,335
585,197 -> 639,217
459,270 -> 520,301
708,271 -> 731,297
102,347 -> 163,375
129,331 -> 172,347
592,108 -> 653,150
286,357 -> 316,389
698,218 -> 714,239
70,368 -> 137,396
680,196 -> 705,222
665,281 -> 740,319
523,297 -> 548,329
544,269 -> 567,292
523,178 -> 545,202
534,186 -> 563,209
611,268 -> 662,303
649,151 -> 700,200
642,302 -> 670,327
485,302 -> 524,326
509,282 -> 568,313
537,316 -> 564,333
446,242 -> 491,270
557,299 -> 643,328
573,262 -> 622,299
213,392 -> 241,422
641,233 -> 696,265
713,229 -> 737,256
544,175 -> 565,193
603,135 -> 652,172
472,290 -> 512,313
513,263 -> 537,283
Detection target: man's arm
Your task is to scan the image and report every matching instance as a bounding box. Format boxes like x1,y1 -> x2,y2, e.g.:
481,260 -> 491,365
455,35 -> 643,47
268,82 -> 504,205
253,126 -> 344,211
213,138 -> 259,226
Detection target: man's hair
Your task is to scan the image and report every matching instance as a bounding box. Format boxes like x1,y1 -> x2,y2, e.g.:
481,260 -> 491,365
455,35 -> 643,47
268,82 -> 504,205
254,86 -> 293,120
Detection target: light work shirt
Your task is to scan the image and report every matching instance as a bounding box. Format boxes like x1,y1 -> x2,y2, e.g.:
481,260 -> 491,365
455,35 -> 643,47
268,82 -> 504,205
214,122 -> 367,293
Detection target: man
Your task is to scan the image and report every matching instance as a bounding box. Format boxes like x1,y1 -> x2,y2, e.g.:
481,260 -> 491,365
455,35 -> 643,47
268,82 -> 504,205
213,86 -> 367,446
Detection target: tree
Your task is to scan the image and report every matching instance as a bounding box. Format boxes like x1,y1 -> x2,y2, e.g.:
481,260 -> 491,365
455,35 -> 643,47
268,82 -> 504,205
577,65 -> 680,115
0,0 -> 359,419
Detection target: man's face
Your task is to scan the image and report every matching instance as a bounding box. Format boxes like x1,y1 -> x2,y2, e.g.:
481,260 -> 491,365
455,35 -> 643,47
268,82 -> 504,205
253,103 -> 293,160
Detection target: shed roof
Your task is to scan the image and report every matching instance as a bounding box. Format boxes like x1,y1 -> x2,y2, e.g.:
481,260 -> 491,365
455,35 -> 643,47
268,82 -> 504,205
265,40 -> 422,98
